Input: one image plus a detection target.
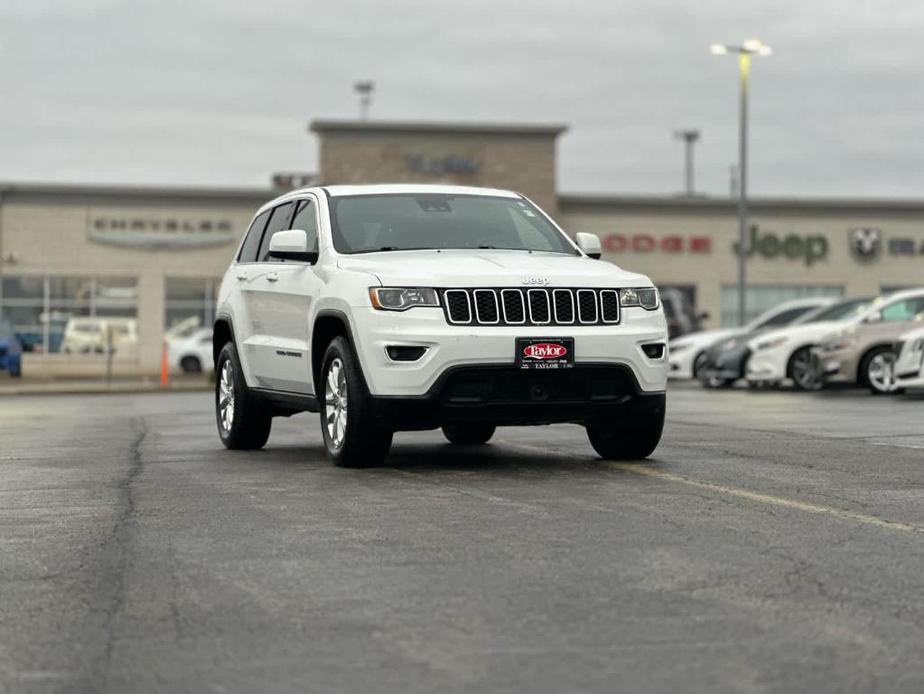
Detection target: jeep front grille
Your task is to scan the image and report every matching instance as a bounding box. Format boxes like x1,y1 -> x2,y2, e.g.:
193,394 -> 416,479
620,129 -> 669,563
442,288 -> 620,326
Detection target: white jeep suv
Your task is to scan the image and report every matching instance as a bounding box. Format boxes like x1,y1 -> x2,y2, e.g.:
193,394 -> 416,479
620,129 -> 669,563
213,184 -> 668,467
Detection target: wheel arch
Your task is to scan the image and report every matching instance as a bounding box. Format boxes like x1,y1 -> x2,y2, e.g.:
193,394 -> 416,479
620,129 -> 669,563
785,343 -> 815,378
311,310 -> 360,394
212,316 -> 235,368
856,342 -> 896,384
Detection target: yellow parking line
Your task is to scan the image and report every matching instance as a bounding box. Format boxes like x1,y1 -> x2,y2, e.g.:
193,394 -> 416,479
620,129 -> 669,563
499,440 -> 924,535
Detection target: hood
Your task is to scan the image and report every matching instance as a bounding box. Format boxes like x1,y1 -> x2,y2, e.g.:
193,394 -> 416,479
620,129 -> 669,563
746,320 -> 851,349
669,327 -> 741,351
336,249 -> 650,288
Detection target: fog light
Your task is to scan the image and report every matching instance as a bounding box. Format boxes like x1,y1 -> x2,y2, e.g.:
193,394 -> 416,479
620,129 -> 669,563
386,345 -> 427,362
642,343 -> 665,359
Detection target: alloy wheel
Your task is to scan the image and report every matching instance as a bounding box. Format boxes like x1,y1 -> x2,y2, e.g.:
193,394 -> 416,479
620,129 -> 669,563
791,349 -> 821,391
868,352 -> 897,393
218,360 -> 235,432
325,358 -> 348,448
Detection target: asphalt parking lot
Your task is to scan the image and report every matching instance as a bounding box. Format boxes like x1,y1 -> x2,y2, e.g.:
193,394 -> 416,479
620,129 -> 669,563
2,384 -> 924,693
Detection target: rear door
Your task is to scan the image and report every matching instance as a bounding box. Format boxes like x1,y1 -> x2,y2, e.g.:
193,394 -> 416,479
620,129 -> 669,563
231,208 -> 271,382
246,197 -> 323,393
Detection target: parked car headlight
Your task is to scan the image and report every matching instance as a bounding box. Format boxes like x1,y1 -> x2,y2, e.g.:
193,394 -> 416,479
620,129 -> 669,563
619,287 -> 659,310
369,287 -> 440,311
754,336 -> 788,351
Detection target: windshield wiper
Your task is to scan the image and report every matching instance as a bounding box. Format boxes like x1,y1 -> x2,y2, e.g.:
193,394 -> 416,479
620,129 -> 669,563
477,245 -> 532,252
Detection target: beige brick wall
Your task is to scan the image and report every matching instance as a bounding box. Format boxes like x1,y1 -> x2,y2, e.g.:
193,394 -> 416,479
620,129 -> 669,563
317,130 -> 560,214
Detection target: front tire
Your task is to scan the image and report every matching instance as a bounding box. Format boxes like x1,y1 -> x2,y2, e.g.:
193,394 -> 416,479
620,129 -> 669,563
320,336 -> 392,467
861,346 -> 901,395
788,347 -> 822,391
215,342 -> 271,449
442,423 -> 496,445
586,398 -> 665,460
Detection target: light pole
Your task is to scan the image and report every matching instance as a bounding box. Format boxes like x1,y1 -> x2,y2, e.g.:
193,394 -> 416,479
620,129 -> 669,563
710,38 -> 771,326
354,81 -> 374,120
673,129 -> 700,196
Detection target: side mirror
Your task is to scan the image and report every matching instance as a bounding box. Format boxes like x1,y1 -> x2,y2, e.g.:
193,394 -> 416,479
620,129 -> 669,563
575,232 -> 602,259
865,310 -> 882,323
269,229 -> 318,263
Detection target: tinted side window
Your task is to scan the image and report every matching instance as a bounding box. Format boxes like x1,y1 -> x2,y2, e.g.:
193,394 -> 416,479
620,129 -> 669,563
238,210 -> 271,263
759,306 -> 813,327
291,199 -> 319,252
257,202 -> 296,262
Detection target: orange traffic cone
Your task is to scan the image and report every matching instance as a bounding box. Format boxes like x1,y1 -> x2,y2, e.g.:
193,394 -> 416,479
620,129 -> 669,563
160,339 -> 170,387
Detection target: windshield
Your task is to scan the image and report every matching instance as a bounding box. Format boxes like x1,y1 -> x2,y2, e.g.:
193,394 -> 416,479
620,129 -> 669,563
798,298 -> 872,324
329,194 -> 579,255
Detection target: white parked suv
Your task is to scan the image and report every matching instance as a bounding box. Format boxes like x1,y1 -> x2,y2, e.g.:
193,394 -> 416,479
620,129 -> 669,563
213,184 -> 668,467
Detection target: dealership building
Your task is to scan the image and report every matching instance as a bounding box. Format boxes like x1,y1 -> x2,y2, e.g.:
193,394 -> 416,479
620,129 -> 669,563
2,118 -> 923,375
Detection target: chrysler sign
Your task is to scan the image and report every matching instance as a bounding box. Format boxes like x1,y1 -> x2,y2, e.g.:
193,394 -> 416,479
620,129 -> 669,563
89,216 -> 236,249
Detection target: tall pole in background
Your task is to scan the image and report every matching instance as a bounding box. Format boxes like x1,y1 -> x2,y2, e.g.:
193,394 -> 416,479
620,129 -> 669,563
673,129 -> 701,196
737,52 -> 750,328
711,39 -> 771,326
354,81 -> 374,120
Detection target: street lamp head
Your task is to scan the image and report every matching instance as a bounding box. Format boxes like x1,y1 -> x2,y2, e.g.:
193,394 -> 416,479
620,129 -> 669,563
710,39 -> 773,57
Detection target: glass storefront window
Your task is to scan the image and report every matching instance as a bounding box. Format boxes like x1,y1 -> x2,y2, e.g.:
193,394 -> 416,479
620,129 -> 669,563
720,285 -> 843,327
0,275 -> 138,355
165,277 -> 220,336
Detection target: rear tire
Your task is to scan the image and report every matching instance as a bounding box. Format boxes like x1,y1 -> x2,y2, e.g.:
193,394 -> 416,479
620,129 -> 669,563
320,336 -> 393,467
215,342 -> 271,450
442,423 -> 496,445
586,398 -> 665,460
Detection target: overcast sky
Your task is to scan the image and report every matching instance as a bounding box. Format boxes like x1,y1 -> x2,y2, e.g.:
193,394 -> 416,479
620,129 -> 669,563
3,0 -> 923,198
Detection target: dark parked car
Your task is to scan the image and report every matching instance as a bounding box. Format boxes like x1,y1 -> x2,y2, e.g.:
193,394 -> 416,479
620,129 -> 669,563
698,298 -> 835,388
661,288 -> 707,340
0,320 -> 23,378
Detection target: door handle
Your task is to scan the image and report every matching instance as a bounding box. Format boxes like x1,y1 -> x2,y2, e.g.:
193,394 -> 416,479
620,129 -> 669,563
266,272 -> 279,283
236,272 -> 249,281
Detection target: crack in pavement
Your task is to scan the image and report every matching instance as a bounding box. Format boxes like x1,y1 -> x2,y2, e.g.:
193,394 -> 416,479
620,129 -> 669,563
86,416 -> 147,691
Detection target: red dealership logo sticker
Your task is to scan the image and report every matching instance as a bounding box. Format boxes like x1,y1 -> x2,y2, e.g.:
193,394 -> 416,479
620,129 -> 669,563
523,343 -> 568,360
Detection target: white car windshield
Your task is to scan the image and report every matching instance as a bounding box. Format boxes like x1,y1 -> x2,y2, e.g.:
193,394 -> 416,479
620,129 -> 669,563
329,194 -> 579,255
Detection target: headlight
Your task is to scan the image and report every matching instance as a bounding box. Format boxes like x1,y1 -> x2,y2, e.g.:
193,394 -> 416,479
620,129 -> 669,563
619,287 -> 659,310
369,287 -> 440,311
754,336 -> 788,351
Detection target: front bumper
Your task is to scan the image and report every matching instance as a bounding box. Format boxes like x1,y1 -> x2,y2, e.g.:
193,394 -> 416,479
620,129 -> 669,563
745,347 -> 789,383
812,346 -> 857,384
353,306 -> 668,397
369,363 -> 666,431
894,345 -> 924,388
667,348 -> 696,379
699,347 -> 751,383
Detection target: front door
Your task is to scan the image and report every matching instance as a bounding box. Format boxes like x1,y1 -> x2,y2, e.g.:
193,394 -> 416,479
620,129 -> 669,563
245,197 -> 322,393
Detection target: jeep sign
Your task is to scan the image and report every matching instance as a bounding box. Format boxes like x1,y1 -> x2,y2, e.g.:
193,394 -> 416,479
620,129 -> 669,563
734,226 -> 828,266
